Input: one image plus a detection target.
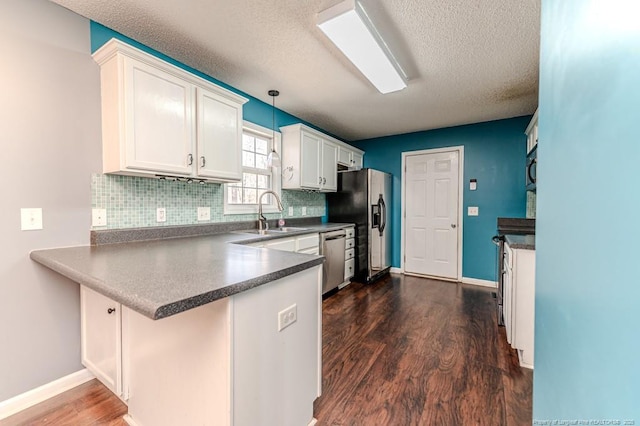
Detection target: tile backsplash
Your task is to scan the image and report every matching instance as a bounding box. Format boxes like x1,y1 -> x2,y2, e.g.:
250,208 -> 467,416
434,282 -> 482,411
91,174 -> 326,230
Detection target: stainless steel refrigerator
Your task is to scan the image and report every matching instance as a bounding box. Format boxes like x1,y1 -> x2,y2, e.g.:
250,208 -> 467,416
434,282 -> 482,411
327,169 -> 392,283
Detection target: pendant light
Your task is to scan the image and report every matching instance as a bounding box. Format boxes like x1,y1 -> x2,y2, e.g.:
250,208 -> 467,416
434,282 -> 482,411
266,90 -> 281,168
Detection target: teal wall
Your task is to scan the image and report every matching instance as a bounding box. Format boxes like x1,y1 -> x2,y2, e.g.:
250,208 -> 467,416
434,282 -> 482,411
534,0 -> 640,422
353,117 -> 529,281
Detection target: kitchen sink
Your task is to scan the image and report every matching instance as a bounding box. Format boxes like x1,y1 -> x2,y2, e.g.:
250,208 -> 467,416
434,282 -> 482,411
235,227 -> 309,235
270,227 -> 309,232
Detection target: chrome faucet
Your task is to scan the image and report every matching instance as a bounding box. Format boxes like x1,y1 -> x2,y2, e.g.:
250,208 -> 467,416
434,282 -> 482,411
258,190 -> 284,231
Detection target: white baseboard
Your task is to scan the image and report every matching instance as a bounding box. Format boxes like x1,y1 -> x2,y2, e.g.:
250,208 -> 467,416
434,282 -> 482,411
461,277 -> 497,288
124,414 -> 140,426
0,368 -> 94,420
389,267 -> 403,274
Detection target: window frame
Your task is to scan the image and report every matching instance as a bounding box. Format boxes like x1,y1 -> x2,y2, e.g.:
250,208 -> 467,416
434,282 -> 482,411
223,121 -> 282,215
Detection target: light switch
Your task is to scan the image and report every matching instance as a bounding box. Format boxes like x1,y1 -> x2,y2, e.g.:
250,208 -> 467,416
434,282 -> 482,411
468,206 -> 479,216
21,208 -> 43,231
92,208 -> 107,227
288,207 -> 293,216
470,179 -> 477,191
301,207 -> 307,216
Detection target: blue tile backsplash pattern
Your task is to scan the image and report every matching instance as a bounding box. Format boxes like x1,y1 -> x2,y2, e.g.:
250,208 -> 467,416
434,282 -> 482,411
91,174 -> 326,229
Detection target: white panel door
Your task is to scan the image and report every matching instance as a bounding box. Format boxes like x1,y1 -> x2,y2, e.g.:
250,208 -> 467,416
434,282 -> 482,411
404,150 -> 460,279
124,58 -> 194,175
300,132 -> 321,189
320,141 -> 338,192
196,88 -> 242,181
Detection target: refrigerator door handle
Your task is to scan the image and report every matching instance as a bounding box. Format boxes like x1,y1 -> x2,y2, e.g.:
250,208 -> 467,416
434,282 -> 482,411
378,195 -> 386,236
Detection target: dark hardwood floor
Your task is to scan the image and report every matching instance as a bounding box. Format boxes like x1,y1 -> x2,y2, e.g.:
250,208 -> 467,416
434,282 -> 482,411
314,274 -> 532,425
3,274 -> 531,426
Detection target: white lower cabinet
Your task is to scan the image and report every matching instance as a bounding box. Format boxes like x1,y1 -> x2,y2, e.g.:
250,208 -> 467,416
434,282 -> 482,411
81,265 -> 322,426
343,226 -> 356,282
80,286 -> 127,400
503,243 -> 535,369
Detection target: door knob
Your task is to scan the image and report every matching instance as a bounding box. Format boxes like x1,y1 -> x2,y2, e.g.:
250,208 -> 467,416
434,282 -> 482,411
451,224 -> 457,228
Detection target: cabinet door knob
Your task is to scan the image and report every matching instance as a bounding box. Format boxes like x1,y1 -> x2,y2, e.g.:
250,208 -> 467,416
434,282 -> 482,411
200,156 -> 206,167
451,224 -> 457,228
107,308 -> 116,314
187,154 -> 193,165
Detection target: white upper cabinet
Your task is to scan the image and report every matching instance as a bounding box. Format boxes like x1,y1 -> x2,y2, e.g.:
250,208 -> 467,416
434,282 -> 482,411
281,123 -> 363,192
321,141 -> 338,192
300,131 -> 322,190
124,59 -> 194,175
338,146 -> 363,169
337,146 -> 351,166
351,151 -> 363,169
93,39 -> 247,182
196,88 -> 243,181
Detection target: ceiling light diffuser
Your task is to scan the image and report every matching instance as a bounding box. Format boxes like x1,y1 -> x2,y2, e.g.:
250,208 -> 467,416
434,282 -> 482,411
317,0 -> 407,94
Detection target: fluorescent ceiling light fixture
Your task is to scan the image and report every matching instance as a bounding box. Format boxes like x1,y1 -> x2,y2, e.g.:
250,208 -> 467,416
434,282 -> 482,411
317,0 -> 407,94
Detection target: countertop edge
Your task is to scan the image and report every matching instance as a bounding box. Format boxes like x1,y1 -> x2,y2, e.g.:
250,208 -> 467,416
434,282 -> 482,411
153,258 -> 324,319
31,247 -> 324,320
30,250 -> 156,318
504,234 -> 536,250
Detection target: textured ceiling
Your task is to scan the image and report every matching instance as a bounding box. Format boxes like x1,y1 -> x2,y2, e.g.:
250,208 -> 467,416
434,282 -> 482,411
51,0 -> 540,141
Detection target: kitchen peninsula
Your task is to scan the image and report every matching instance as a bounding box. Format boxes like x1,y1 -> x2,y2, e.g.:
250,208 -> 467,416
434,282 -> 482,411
30,228 -> 330,426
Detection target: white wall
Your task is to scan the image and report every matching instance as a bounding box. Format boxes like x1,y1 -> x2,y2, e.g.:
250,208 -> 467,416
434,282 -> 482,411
0,0 -> 101,400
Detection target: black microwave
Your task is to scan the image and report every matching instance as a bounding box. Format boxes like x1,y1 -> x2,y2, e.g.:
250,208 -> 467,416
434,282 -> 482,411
526,146 -> 537,192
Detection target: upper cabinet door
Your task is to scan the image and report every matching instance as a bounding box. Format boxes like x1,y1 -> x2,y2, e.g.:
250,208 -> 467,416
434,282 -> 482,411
196,88 -> 242,181
321,141 -> 338,192
351,152 -> 363,169
124,58 -> 194,175
337,146 -> 351,166
301,132 -> 321,189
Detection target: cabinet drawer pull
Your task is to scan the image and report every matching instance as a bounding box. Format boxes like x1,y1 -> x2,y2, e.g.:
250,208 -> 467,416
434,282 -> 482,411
200,156 -> 206,167
187,154 -> 194,165
323,177 -> 326,184
318,177 -> 322,184
107,308 -> 116,314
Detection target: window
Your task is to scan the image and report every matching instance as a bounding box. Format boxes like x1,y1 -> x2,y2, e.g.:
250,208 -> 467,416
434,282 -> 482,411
224,121 -> 281,214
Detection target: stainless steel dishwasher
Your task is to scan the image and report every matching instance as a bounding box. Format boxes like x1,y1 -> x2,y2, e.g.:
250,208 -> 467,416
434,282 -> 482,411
320,229 -> 346,294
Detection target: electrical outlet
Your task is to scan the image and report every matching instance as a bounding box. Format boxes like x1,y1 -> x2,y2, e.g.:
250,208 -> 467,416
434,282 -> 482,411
92,208 -> 107,227
278,304 -> 297,332
157,208 -> 166,223
301,206 -> 307,216
197,207 -> 210,221
21,208 -> 43,231
468,206 -> 479,216
288,206 -> 293,216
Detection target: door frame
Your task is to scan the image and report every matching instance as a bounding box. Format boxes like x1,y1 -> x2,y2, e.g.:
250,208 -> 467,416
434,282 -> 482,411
400,146 -> 464,281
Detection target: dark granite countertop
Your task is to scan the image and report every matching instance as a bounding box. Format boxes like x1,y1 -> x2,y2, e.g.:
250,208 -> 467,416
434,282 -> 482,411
31,223 -> 354,320
504,234 -> 535,250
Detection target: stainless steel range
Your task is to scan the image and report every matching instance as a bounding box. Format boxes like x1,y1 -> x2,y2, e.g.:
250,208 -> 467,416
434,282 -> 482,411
492,218 -> 535,326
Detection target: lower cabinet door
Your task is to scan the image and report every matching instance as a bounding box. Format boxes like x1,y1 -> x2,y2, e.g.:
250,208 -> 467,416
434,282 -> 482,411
345,258 -> 355,280
81,286 -> 123,397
